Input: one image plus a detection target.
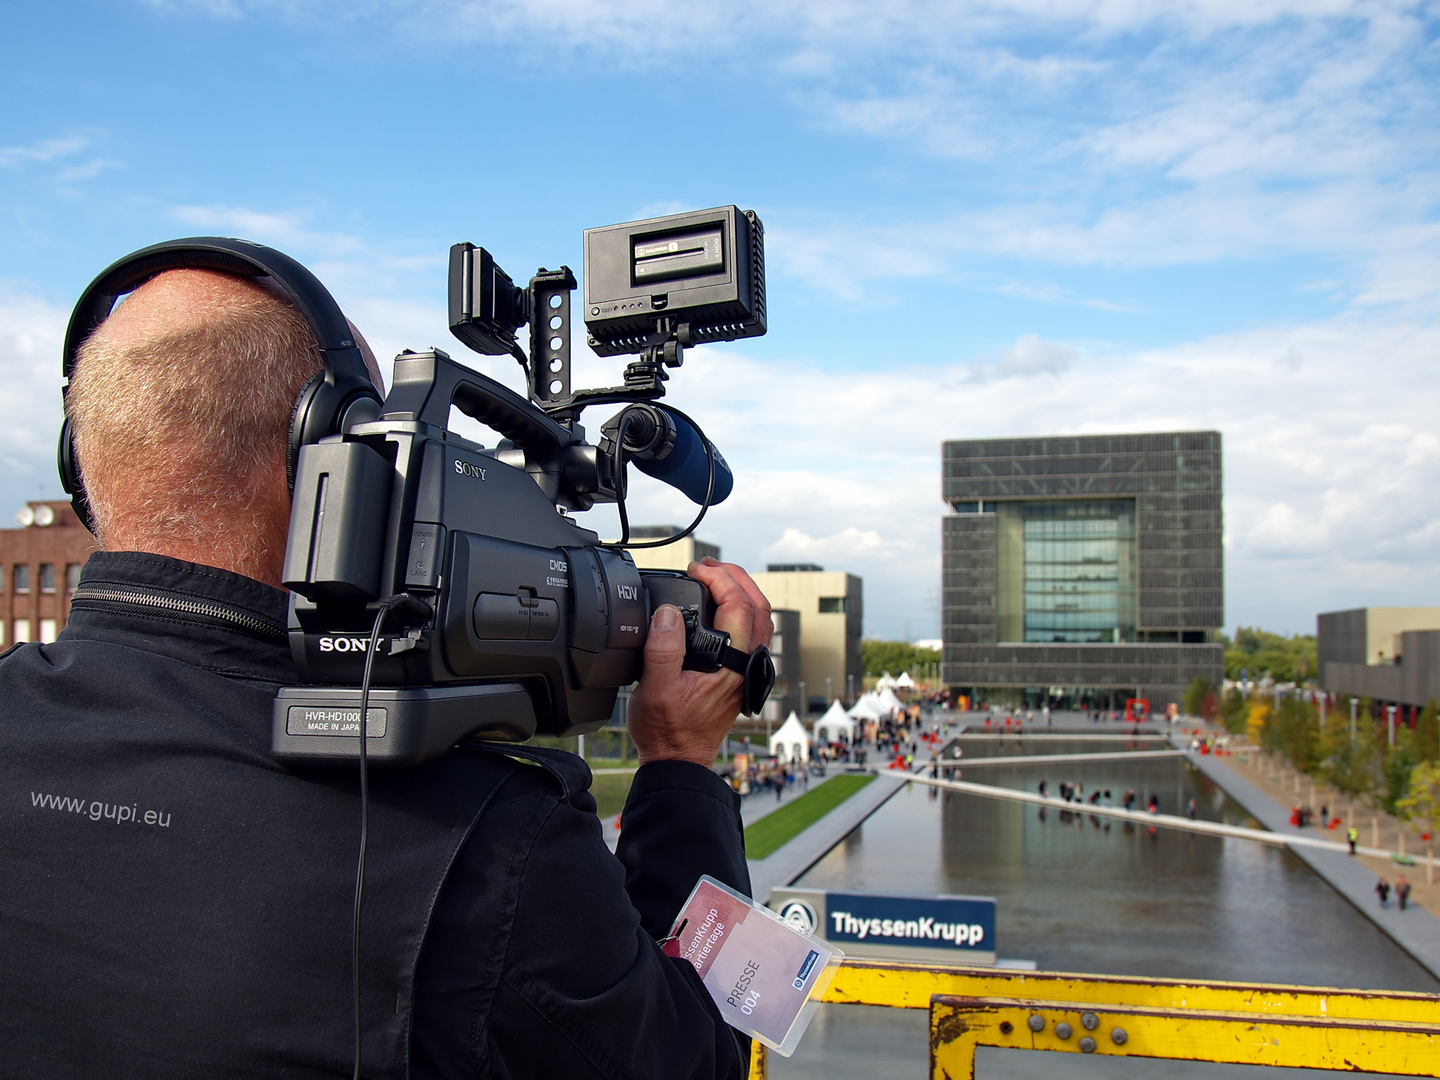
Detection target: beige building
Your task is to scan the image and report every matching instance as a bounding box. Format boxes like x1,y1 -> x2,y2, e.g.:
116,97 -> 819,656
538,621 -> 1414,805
1318,607 -> 1440,708
751,564 -> 863,714
626,528 -> 806,720
624,526 -> 721,573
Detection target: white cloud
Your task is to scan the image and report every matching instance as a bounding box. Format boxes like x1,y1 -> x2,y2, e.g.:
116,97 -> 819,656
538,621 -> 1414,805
55,159 -> 122,184
138,0 -> 1398,56
590,306 -> 1440,638
0,136 -> 89,169
167,204 -> 367,258
996,333 -> 1075,376
0,291 -> 68,513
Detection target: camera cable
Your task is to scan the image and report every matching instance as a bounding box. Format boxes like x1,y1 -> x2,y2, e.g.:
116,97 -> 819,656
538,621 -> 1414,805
608,401 -> 716,551
349,592 -> 430,1080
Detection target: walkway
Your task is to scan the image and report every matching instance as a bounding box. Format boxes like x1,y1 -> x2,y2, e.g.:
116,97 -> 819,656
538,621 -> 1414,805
1180,731 -> 1440,983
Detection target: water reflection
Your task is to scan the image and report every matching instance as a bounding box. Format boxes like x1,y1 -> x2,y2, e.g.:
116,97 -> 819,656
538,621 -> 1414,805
800,742 -> 1435,990
776,740 -> 1435,1079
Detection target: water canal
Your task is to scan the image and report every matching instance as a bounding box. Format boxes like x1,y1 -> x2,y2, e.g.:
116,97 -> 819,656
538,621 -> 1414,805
772,735 -> 1438,1079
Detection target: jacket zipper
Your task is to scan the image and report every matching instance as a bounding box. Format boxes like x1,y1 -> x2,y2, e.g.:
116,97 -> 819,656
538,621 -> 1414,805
70,584 -> 287,641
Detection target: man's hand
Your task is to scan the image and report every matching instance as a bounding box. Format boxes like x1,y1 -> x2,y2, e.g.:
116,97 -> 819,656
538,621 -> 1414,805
627,558 -> 772,767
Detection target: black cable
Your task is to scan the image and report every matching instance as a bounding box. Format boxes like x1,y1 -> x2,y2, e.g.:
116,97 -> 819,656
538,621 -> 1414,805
350,594 -> 415,1080
611,410 -> 638,547
611,402 -> 716,551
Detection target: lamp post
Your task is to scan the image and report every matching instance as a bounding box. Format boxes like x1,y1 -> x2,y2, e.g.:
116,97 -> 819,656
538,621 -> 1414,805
826,677 -> 832,705
1350,698 -> 1357,740
1387,704 -> 1397,747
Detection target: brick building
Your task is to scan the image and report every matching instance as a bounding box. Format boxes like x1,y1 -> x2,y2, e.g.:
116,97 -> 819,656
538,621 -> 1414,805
1,500 -> 98,646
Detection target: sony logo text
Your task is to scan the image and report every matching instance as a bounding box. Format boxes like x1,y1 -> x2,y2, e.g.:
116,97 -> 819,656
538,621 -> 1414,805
318,636 -> 377,653
454,460 -> 487,480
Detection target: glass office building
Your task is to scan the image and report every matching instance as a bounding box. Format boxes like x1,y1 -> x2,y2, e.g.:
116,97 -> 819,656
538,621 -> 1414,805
942,432 -> 1223,710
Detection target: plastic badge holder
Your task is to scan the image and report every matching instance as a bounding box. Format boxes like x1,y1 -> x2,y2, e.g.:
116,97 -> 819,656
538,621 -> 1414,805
663,875 -> 843,1057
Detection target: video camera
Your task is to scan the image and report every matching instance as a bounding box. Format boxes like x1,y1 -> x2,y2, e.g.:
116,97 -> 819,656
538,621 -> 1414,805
272,207 -> 775,765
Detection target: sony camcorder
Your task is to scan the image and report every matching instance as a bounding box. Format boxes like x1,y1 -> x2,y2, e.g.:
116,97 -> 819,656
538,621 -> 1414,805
272,206 -> 775,765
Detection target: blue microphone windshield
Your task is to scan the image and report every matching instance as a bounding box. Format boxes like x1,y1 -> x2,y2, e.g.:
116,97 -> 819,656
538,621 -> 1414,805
632,412 -> 733,505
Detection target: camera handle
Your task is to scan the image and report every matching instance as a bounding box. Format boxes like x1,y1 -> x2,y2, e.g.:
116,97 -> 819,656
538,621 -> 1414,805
382,347 -> 582,456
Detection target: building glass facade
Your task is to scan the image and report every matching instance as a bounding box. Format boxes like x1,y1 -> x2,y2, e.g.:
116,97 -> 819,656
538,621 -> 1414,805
995,499 -> 1136,644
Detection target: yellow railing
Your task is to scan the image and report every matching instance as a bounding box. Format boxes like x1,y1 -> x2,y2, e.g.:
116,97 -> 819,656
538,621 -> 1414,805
749,959 -> 1440,1078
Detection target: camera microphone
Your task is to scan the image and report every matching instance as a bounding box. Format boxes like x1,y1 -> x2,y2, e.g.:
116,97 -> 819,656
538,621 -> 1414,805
609,405 -> 733,506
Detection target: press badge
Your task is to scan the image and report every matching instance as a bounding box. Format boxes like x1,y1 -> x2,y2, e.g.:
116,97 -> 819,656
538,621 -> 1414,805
662,875 -> 842,1056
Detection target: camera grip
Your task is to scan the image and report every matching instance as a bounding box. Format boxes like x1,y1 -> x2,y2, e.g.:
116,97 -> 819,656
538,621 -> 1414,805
639,570 -> 776,715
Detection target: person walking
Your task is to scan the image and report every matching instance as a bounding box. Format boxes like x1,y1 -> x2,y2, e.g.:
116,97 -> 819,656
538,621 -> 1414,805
1376,876 -> 1391,908
1397,876 -> 1411,911
1186,798 -> 1197,820
1348,825 -> 1359,855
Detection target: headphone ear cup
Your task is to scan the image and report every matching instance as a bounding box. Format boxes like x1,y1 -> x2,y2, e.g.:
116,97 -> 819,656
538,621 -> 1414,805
287,373 -> 383,492
56,417 -> 97,536
287,372 -> 328,493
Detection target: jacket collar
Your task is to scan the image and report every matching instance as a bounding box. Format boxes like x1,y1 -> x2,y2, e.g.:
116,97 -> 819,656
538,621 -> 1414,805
62,551 -> 296,683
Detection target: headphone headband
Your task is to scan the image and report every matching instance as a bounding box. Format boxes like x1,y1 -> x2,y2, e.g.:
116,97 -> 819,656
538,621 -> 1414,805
58,236 -> 383,535
61,236 -> 370,385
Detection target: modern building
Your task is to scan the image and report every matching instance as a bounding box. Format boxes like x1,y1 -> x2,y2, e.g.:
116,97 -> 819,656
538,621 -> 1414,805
751,565 -> 863,713
1318,607 -> 1440,709
942,432 -> 1224,710
762,609 -> 803,721
622,526 -> 721,573
1,500 -> 98,646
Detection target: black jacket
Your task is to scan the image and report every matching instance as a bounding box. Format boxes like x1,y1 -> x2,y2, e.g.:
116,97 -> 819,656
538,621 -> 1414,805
0,552 -> 750,1079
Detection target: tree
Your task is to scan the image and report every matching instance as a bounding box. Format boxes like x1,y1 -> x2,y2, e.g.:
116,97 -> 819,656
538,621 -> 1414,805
1321,707 -> 1379,823
861,640 -> 940,679
1183,676 -> 1216,719
1416,698 -> 1440,764
1397,761 -> 1440,884
1381,734 -> 1418,818
1248,699 -> 1270,747
1223,627 -> 1319,683
1220,686 -> 1248,735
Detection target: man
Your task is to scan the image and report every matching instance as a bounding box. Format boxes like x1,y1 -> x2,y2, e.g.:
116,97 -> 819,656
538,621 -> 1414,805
0,267 -> 767,1078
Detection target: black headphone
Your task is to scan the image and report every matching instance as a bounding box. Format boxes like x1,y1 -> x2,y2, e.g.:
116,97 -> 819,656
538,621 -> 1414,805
57,237 -> 383,535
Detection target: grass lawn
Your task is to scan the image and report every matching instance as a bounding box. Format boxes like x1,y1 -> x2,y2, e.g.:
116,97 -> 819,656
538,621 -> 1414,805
744,773 -> 876,860
589,769 -> 638,818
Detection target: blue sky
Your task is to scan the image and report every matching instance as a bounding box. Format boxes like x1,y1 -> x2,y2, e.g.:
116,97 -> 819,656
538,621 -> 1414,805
3,1 -> 1439,639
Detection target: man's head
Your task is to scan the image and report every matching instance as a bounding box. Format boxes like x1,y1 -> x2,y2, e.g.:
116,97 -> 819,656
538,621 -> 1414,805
66,268 -> 381,587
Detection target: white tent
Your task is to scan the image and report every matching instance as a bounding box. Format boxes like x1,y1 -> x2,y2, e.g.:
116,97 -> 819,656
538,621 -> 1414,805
813,700 -> 855,743
876,688 -> 906,714
847,696 -> 884,721
875,671 -> 898,690
896,671 -> 916,689
768,712 -> 810,764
